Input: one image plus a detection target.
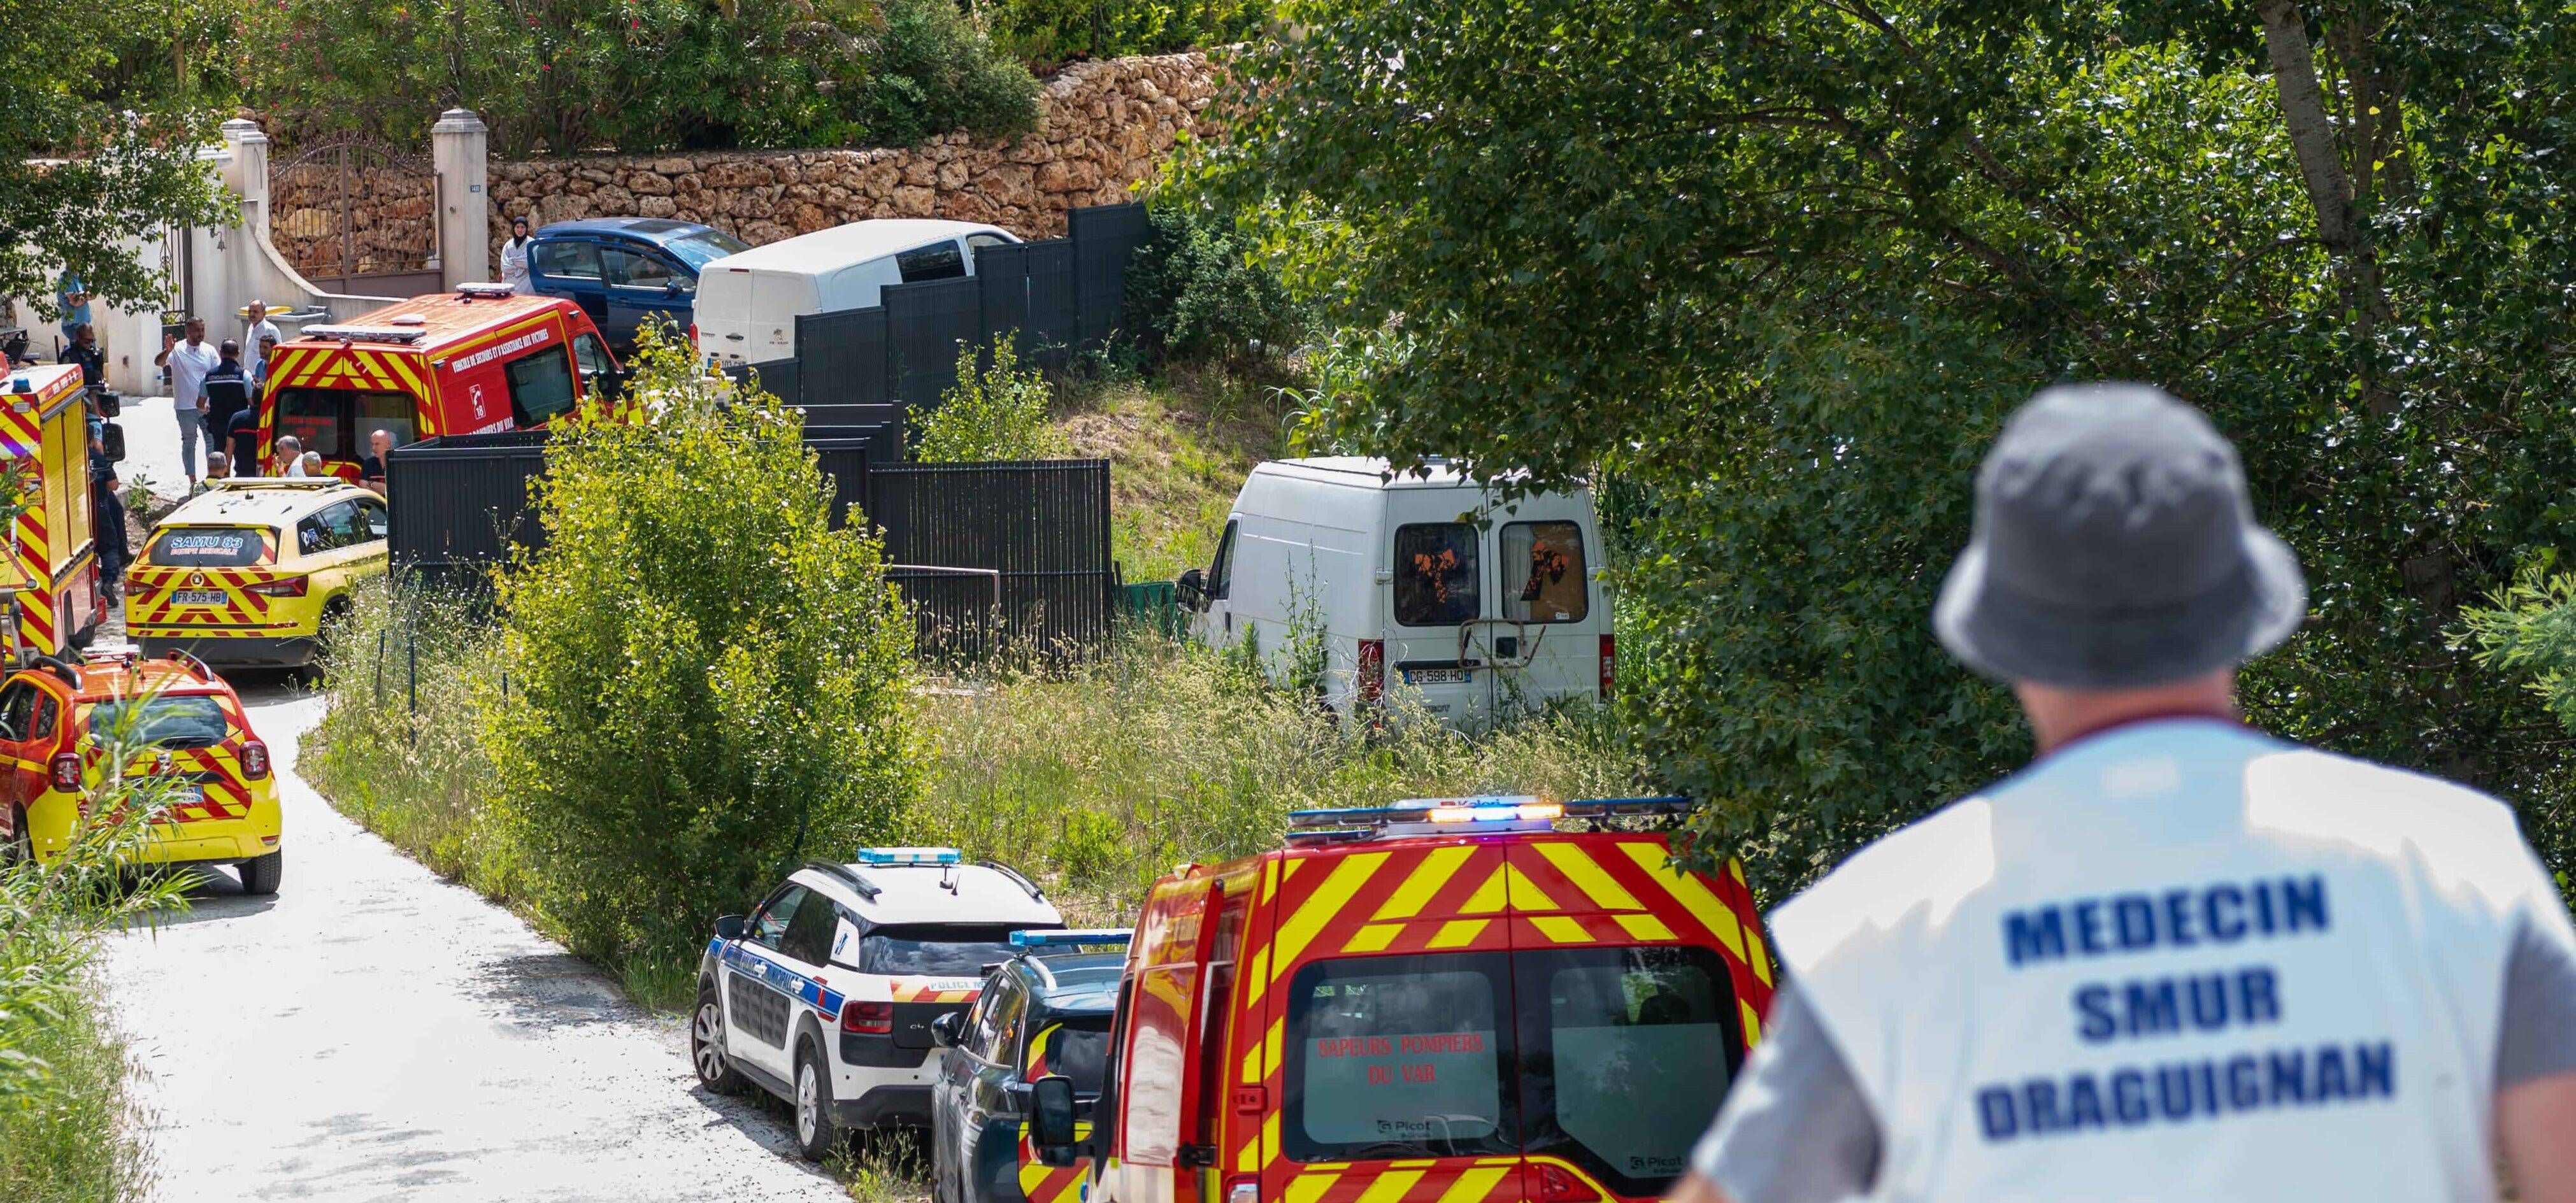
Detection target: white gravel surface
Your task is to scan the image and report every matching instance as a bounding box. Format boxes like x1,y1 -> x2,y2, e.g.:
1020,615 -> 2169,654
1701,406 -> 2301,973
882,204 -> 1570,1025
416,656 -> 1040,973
103,683 -> 850,1202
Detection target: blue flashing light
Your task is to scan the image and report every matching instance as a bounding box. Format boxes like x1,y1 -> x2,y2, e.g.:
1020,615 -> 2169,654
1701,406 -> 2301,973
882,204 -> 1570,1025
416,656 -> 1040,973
1285,795 -> 1695,832
1010,929 -> 1133,948
854,846 -> 962,866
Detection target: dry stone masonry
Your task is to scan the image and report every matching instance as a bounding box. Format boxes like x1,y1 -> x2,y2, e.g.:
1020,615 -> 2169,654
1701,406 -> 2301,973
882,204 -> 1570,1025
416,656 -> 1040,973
483,52 -> 1217,264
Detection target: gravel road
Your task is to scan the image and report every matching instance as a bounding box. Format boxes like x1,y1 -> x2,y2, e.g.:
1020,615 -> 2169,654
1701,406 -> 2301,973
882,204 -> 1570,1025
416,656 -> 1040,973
102,682 -> 850,1203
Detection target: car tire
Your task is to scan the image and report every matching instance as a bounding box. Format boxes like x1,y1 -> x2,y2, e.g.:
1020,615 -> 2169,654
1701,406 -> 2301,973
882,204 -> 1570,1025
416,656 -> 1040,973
691,984 -> 747,1096
236,850 -> 282,895
793,1034 -> 840,1162
3,806 -> 31,867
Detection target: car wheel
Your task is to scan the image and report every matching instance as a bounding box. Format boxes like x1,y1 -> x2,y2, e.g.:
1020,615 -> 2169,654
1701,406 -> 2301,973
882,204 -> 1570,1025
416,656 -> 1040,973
793,1036 -> 840,1162
236,850 -> 282,895
691,985 -> 747,1095
2,806 -> 31,867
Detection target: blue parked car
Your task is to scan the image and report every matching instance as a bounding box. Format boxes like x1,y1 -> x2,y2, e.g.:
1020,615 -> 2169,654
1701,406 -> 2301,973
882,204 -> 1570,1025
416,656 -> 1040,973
524,217 -> 751,352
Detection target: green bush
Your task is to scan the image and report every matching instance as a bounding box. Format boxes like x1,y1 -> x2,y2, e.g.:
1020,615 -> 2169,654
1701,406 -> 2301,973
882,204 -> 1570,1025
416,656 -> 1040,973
483,330 -> 927,965
1124,203 -> 1306,366
237,0 -> 1036,153
915,336 -> 1070,462
981,0 -> 1270,73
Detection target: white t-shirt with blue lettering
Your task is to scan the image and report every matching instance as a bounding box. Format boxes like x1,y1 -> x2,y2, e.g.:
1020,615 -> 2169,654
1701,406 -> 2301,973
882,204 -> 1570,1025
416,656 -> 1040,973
1727,718 -> 2576,1202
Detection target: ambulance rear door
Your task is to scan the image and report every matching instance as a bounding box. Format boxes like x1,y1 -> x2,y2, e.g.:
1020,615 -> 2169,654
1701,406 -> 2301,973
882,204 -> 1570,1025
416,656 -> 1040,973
1104,866 -> 1255,1203
1245,840 -> 1533,1203
1502,835 -> 1775,1200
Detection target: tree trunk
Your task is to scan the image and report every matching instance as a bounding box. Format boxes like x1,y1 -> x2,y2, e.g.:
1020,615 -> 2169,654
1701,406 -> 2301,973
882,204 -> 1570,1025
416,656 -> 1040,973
2256,0 -> 2354,251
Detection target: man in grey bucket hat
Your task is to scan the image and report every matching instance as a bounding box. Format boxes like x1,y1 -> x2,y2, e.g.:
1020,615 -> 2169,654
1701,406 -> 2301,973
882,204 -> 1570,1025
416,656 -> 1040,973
1671,383 -> 2576,1203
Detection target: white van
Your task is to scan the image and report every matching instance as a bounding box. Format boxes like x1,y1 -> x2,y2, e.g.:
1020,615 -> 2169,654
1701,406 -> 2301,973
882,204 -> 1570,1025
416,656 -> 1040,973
1180,457 -> 1610,722
694,220 -> 1021,366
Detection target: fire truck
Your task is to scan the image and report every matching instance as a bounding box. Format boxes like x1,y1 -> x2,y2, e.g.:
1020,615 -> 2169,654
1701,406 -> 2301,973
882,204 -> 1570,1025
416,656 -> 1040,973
0,365 -> 104,656
1025,796 -> 1775,1203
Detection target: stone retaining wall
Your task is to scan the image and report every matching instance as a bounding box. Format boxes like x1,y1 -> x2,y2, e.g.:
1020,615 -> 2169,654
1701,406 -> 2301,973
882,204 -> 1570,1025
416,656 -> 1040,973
483,52 -> 1217,266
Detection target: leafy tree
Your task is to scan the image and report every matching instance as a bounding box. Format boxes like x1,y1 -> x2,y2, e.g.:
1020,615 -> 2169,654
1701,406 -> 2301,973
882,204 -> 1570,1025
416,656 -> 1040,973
483,330 -> 925,963
980,0 -> 1270,73
0,0 -> 232,318
915,336 -> 1068,462
1124,201 -> 1307,366
236,0 -> 1037,154
1190,0 -> 2576,896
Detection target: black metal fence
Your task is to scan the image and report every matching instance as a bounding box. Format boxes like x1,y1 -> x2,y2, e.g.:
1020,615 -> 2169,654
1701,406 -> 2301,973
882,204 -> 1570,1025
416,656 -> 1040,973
870,460 -> 1115,658
386,437 -> 1114,657
729,203 -> 1152,414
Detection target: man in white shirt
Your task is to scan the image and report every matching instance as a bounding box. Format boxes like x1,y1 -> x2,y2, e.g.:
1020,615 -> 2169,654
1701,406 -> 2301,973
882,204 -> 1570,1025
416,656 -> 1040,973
153,316 -> 218,487
242,300 -> 283,378
1678,383 -> 2576,1203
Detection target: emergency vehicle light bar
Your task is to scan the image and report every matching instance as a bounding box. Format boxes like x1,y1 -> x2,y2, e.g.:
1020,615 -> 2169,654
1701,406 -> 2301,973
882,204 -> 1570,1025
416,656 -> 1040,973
1285,795 -> 1698,835
1009,929 -> 1132,948
456,282 -> 518,299
853,846 -> 962,866
301,324 -> 427,344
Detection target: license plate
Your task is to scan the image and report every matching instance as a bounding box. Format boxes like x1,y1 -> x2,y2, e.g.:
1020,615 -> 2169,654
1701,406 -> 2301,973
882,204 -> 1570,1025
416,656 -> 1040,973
1403,667 -> 1471,686
173,589 -> 228,606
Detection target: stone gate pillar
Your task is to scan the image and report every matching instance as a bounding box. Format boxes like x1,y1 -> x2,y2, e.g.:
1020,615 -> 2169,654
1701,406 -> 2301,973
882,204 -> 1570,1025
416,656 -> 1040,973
431,108 -> 490,288
219,118 -> 271,226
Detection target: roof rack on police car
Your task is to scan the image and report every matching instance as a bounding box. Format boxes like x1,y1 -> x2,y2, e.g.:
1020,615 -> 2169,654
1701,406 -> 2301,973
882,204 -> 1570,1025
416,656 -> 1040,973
980,859 -> 1045,902
803,860 -> 882,899
301,324 -> 428,345
1283,794 -> 1697,843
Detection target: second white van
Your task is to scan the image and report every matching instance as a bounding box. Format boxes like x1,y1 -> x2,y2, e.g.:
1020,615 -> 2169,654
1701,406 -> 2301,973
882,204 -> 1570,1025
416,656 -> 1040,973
694,219 -> 1020,366
1180,457 -> 1611,722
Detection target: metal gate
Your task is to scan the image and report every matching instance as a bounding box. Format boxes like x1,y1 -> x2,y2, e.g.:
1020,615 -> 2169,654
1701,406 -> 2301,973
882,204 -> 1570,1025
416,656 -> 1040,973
269,136 -> 442,297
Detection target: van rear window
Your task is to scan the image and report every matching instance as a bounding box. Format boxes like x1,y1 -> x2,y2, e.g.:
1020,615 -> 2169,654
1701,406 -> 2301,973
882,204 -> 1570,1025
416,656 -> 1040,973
1285,953 -> 1514,1160
1501,521 -> 1588,623
275,388 -> 413,460
896,240 -> 966,283
1394,523 -> 1480,627
1517,946 -> 1736,1193
852,924 -> 1035,975
145,527 -> 268,567
1031,1018 -> 1113,1093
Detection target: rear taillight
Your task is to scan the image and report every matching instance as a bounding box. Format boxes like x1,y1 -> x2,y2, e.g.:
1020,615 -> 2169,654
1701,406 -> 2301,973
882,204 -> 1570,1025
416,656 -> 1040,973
49,751 -> 80,792
1357,639 -> 1384,703
245,576 -> 307,597
241,740 -> 270,780
687,322 -> 699,348
1598,634 -> 1615,699
841,1000 -> 892,1036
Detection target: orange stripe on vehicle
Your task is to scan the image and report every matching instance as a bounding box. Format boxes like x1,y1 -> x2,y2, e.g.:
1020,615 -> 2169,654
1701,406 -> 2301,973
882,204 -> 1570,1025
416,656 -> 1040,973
1503,864 -> 1563,913
1264,1017 -> 1282,1078
382,351 -> 427,394
1270,851 -> 1389,976
1424,919 -> 1489,949
1614,912 -> 1678,941
1616,842 -> 1746,961
1352,1169 -> 1425,1203
1368,844 -> 1475,922
1340,923 -> 1402,953
1740,997 -> 1763,1044
1285,1173 -> 1340,1203
1457,867 -> 1508,915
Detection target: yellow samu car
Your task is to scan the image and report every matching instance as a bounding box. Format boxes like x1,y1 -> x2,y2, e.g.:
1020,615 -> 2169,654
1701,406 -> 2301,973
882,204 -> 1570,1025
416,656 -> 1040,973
125,480 -> 388,669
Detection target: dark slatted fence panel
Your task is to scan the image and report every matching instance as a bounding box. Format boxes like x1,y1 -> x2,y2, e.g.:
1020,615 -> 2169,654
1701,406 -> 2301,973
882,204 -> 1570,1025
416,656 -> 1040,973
1071,203 -> 1152,350
884,276 -> 984,410
866,460 -> 1113,658
729,357 -> 803,407
796,306 -> 890,407
385,431 -> 552,590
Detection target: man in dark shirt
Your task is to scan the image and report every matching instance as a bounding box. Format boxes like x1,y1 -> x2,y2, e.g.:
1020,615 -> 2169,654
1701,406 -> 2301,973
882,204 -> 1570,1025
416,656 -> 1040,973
203,339 -> 251,453
356,427 -> 393,496
226,406 -> 261,474
58,322 -> 104,388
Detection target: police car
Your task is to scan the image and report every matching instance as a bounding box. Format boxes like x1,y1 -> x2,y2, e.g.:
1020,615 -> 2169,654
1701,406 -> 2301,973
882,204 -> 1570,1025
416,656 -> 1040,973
693,847 -> 1066,1160
929,930 -> 1128,1203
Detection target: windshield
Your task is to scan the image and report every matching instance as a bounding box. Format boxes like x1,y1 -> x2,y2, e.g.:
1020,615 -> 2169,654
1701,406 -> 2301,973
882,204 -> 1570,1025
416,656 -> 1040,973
666,231 -> 751,271
146,527 -> 269,567
854,925 -> 1040,975
1287,952 -> 1515,1160
85,694 -> 231,750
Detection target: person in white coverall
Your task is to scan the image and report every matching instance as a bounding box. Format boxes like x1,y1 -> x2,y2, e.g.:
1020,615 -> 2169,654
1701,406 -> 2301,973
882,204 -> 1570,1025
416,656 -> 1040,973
499,215 -> 534,294
1675,383 -> 2576,1203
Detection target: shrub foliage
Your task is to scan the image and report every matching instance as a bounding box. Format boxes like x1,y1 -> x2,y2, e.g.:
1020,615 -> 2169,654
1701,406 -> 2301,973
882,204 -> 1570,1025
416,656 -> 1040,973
915,336 -> 1069,462
1124,202 -> 1306,367
483,331 -> 926,962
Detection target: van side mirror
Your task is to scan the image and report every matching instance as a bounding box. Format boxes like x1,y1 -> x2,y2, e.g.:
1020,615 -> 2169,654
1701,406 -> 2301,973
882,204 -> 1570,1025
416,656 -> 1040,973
929,1011 -> 964,1048
1030,1074 -> 1082,1163
715,914 -> 745,940
1177,567 -> 1207,609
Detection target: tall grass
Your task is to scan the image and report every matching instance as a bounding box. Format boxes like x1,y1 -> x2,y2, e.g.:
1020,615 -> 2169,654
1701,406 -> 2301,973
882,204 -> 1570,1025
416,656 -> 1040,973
917,630 -> 1649,919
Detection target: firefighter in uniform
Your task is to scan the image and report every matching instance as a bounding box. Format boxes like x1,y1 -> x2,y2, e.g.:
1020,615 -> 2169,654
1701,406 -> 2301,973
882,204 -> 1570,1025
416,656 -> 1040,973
1677,383 -> 2576,1202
